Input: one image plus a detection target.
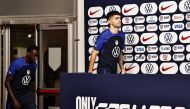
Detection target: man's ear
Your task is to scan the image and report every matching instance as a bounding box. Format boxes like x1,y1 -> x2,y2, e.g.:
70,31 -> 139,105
107,19 -> 111,24
26,51 -> 31,56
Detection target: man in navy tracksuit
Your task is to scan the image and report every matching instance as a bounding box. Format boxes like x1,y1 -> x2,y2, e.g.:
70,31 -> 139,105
5,45 -> 38,109
88,11 -> 125,74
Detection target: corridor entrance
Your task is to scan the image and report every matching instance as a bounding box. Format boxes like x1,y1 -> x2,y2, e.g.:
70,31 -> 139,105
0,23 -> 74,109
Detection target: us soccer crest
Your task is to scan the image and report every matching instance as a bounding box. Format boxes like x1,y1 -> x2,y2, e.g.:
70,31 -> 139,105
115,40 -> 119,45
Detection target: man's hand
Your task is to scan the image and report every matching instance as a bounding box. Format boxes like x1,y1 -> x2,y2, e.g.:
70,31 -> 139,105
12,98 -> 20,109
121,66 -> 126,74
5,75 -> 20,109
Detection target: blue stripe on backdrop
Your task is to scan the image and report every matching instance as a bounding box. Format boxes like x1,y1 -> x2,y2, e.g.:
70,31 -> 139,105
61,74 -> 190,109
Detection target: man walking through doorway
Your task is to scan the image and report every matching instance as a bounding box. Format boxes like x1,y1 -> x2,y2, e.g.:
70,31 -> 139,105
5,45 -> 38,109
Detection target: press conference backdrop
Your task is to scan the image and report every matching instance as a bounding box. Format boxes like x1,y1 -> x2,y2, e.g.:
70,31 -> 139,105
85,0 -> 190,74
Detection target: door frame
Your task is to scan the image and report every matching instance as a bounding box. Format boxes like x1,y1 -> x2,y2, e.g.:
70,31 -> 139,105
38,23 -> 75,109
0,26 -> 2,109
1,26 -> 11,109
38,23 -> 75,87
0,16 -> 77,109
1,24 -> 39,109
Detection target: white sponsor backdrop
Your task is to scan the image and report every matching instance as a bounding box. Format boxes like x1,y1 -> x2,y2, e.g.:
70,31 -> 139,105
85,0 -> 190,74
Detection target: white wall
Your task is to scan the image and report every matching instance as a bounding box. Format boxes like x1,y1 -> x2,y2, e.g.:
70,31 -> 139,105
0,0 -> 74,15
77,0 -> 85,72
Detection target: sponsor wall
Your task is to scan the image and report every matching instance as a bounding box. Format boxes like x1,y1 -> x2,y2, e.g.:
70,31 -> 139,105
85,0 -> 190,74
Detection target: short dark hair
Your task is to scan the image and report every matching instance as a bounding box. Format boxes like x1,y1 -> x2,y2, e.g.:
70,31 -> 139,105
106,11 -> 121,20
27,45 -> 39,52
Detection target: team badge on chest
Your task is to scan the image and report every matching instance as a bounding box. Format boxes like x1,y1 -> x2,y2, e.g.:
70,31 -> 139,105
115,40 -> 119,45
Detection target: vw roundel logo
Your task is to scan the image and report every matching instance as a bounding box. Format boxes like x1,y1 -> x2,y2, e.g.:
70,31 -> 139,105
144,3 -> 153,14
140,2 -> 157,15
159,32 -> 177,44
126,34 -> 135,44
88,35 -> 98,46
179,0 -> 190,12
125,33 -> 139,45
22,75 -> 31,86
105,5 -> 121,15
185,63 -> 190,73
109,6 -> 117,11
112,46 -> 120,58
141,63 -> 158,74
180,62 -> 190,74
22,70 -> 31,86
145,63 -> 154,73
184,0 -> 190,11
164,33 -> 173,43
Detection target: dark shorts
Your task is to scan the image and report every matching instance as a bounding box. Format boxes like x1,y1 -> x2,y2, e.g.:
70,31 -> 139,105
97,67 -> 117,74
6,92 -> 36,109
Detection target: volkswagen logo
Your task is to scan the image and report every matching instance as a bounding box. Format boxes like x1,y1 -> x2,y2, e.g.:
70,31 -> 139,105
184,0 -> 190,11
22,75 -> 31,85
144,3 -> 153,14
109,6 -> 117,12
93,36 -> 97,45
126,34 -> 135,44
185,63 -> 190,73
145,63 -> 154,73
164,33 -> 173,43
112,46 -> 120,58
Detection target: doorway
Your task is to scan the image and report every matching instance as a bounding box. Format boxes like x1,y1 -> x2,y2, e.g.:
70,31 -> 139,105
0,24 -> 37,109
38,24 -> 68,109
0,23 -> 74,109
